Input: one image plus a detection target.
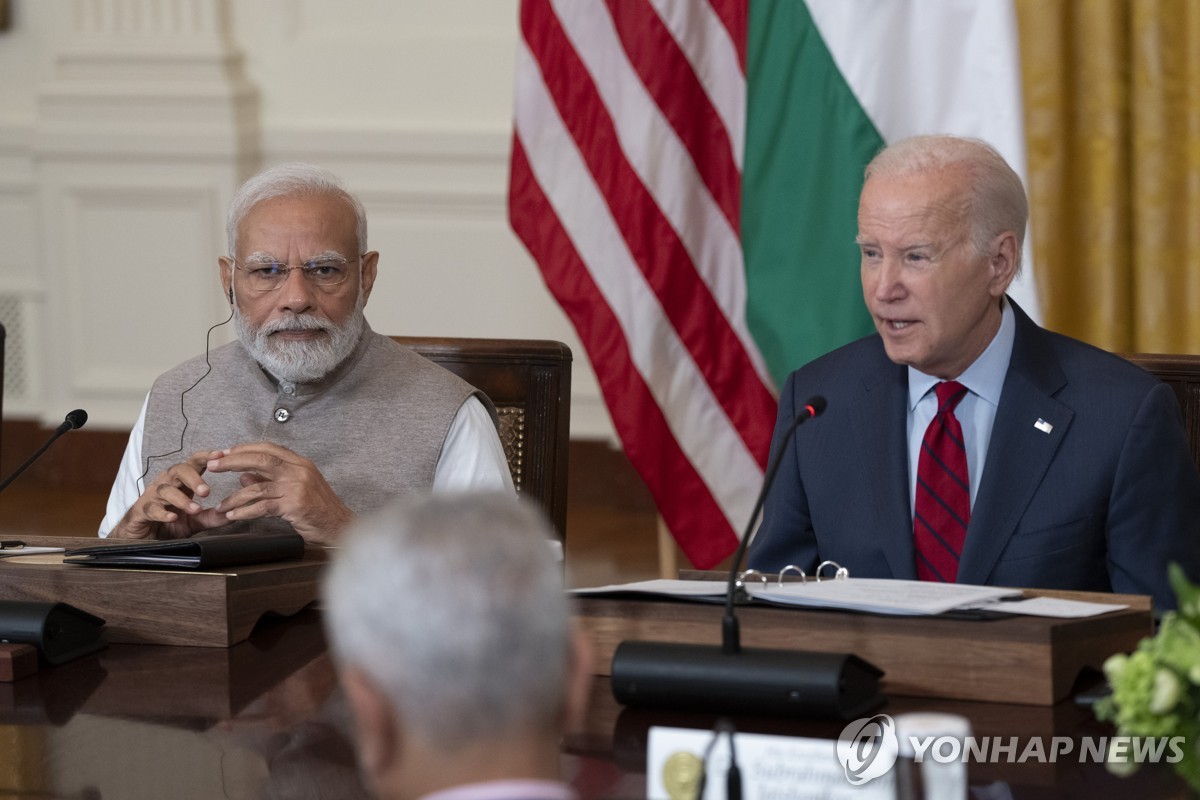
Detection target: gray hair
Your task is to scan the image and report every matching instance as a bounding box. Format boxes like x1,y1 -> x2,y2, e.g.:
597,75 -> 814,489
864,135 -> 1027,267
226,163 -> 368,256
322,493 -> 570,750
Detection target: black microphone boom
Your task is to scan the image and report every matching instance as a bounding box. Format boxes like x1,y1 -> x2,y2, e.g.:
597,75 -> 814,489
610,395 -> 887,720
721,396 -> 825,655
0,410 -> 88,494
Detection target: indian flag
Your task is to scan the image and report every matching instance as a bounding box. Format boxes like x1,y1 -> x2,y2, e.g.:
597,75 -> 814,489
510,0 -> 1037,568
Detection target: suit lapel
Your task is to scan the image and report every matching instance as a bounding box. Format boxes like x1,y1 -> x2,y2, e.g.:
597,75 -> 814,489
853,346 -> 916,579
957,304 -> 1073,585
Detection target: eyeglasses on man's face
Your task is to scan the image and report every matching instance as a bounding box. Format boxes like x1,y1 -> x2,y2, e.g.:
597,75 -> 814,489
233,254 -> 363,292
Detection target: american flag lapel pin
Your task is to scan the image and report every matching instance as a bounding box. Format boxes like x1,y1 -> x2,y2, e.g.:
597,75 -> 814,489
1034,418 -> 1054,434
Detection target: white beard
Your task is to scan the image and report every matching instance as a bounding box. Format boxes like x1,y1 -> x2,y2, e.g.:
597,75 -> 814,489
235,291 -> 366,383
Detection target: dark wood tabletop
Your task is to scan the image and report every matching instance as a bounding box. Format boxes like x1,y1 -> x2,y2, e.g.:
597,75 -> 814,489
0,608 -> 1188,799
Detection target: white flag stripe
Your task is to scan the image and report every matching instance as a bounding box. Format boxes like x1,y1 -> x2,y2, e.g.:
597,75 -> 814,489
647,0 -> 746,170
514,39 -> 763,534
805,0 -> 1040,321
550,0 -> 774,389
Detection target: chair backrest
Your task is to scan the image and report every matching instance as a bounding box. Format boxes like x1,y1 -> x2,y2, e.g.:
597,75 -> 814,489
1122,353 -> 1200,472
391,336 -> 572,540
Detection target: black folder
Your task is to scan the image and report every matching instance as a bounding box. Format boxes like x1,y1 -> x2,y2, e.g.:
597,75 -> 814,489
63,532 -> 306,570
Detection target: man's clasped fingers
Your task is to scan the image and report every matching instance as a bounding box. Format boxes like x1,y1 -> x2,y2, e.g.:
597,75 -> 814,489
148,449 -> 225,513
206,442 -> 306,479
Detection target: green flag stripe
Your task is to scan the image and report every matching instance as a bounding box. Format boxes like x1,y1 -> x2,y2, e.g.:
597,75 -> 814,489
742,0 -> 883,386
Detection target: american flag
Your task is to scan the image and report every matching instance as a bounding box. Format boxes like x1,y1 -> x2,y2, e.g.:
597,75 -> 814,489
509,0 -> 774,568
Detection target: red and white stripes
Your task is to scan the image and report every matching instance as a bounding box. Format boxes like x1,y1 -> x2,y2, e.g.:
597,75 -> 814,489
510,0 -> 774,567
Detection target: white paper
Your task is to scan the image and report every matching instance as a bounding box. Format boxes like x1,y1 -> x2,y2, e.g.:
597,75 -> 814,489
571,579 -> 729,598
574,577 -> 1030,616
968,596 -> 1127,618
0,546 -> 66,558
747,578 -> 1021,616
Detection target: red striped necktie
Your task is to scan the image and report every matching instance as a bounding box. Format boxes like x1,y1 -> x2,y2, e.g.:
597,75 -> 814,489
914,381 -> 970,582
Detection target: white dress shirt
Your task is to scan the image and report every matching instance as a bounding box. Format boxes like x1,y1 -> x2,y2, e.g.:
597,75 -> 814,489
906,299 -> 1016,515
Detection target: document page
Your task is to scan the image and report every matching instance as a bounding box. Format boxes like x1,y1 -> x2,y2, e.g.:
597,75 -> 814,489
575,577 -> 1123,618
961,595 -> 1127,618
571,579 -> 729,598
0,546 -> 66,558
747,578 -> 1021,616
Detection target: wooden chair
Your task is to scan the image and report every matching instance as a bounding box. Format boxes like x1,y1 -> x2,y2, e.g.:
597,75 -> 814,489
1122,353 -> 1200,472
391,336 -> 572,540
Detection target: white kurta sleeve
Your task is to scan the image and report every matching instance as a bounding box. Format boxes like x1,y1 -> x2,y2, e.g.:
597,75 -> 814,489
431,396 -> 516,494
97,394 -> 149,538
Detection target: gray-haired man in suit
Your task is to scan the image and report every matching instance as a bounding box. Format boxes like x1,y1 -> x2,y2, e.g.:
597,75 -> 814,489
749,134 -> 1200,609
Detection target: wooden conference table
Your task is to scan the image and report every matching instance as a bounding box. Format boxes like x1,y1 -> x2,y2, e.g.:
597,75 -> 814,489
0,561 -> 1189,798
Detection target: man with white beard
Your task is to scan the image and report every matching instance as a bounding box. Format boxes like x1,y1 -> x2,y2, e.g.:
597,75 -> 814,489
99,164 -> 512,545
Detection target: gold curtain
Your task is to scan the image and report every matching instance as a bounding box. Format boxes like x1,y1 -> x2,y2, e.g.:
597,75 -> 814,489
1017,0 -> 1200,353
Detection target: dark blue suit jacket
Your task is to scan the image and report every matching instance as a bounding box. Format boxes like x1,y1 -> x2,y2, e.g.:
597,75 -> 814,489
747,301 -> 1200,609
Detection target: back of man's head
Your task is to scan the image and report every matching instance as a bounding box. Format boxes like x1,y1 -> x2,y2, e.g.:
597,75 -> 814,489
322,493 -> 571,753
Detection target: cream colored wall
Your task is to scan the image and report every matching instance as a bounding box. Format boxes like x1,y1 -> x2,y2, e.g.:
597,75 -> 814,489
0,0 -> 615,439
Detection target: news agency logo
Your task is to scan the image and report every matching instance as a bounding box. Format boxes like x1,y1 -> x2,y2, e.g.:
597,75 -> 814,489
836,714 -> 899,785
836,713 -> 1188,786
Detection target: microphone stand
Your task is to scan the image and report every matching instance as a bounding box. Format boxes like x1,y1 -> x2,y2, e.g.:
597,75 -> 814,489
721,402 -> 820,656
0,410 -> 88,494
610,396 -> 886,719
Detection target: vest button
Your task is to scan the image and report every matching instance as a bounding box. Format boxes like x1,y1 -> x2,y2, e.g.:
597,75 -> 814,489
274,408 -> 291,423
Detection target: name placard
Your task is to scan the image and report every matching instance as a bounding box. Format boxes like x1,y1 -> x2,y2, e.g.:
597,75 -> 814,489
647,726 -> 895,800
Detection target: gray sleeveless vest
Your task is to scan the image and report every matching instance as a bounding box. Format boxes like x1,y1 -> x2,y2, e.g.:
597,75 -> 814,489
140,327 -> 484,517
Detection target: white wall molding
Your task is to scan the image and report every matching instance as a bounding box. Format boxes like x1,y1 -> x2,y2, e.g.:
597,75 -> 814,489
0,125 -> 34,156
0,121 -> 42,417
36,4 -> 259,159
66,0 -> 224,37
40,169 -> 235,427
262,126 -> 511,163
29,0 -> 259,429
3,2 -> 617,442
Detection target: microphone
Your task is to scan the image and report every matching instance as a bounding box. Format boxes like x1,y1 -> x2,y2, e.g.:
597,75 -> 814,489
0,410 -> 88,494
610,396 -> 886,719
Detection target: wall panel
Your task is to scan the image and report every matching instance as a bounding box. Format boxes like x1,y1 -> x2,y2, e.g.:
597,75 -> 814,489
0,0 -> 616,440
